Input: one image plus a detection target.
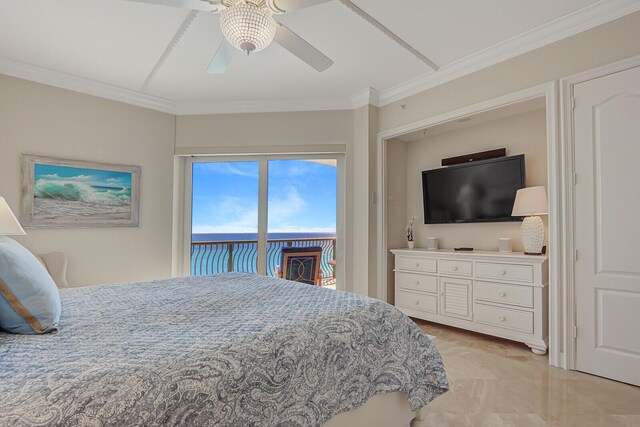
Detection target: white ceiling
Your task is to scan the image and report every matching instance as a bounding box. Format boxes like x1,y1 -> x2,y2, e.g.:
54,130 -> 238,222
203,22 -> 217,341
0,0 -> 638,114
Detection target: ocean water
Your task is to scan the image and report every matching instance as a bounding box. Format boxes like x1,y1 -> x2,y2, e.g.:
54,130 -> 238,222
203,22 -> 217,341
192,232 -> 336,242
191,232 -> 337,277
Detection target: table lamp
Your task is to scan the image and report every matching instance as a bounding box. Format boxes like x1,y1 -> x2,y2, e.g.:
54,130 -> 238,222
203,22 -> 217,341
0,197 -> 26,237
511,186 -> 548,255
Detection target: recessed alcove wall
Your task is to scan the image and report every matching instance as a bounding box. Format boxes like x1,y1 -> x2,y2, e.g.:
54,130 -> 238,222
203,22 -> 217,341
387,103 -> 548,259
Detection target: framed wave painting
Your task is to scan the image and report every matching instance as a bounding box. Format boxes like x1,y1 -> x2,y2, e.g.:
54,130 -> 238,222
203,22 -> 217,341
20,155 -> 140,228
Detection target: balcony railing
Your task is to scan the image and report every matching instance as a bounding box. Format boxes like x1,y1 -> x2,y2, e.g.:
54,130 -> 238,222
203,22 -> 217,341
191,237 -> 337,280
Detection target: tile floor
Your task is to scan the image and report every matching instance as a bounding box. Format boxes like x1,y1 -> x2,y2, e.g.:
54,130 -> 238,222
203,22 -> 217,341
414,319 -> 640,427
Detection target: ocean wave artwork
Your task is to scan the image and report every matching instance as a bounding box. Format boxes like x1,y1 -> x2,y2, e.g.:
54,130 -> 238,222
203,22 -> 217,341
33,165 -> 132,219
21,155 -> 140,227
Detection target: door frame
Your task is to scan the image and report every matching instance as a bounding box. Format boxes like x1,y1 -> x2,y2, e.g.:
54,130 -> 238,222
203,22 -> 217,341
180,153 -> 346,290
559,54 -> 640,370
376,82 -> 562,366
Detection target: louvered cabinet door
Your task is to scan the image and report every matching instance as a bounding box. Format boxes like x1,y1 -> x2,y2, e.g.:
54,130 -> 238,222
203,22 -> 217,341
439,277 -> 472,321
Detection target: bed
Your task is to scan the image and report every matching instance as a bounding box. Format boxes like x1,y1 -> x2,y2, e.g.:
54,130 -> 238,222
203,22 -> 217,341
0,273 -> 448,426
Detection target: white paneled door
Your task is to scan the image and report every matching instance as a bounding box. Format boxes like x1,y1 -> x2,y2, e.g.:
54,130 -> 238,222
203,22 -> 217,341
573,65 -> 640,386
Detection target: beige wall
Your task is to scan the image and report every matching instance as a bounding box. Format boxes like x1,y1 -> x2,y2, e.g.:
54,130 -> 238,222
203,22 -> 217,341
385,140 -> 408,304
352,106 -> 369,296
379,12 -> 640,133
367,106 -> 379,297
352,105 -> 379,296
396,109 -> 548,253
0,74 -> 176,287
175,110 -> 353,151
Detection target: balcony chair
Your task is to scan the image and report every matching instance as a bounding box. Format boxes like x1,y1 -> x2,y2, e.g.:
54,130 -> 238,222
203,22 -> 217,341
275,246 -> 323,286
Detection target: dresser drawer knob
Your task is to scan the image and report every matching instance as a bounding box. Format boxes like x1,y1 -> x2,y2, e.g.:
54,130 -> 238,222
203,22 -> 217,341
415,263 -> 420,268
451,266 -> 458,271
499,292 -> 506,297
499,270 -> 506,276
414,280 -> 420,286
499,316 -> 506,322
415,300 -> 420,306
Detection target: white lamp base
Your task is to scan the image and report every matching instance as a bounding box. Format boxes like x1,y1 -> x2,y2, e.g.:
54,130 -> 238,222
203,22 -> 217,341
521,216 -> 544,255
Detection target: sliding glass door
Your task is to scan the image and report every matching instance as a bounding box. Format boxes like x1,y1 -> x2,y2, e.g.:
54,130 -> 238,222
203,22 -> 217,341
190,161 -> 259,275
266,159 -> 337,287
187,155 -> 342,289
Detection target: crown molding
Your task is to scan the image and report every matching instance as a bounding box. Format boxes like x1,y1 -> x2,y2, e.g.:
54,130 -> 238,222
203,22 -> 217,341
0,56 -> 351,116
0,56 -> 177,114
377,0 -> 640,107
1,0 -> 638,116
174,97 -> 353,115
350,87 -> 380,109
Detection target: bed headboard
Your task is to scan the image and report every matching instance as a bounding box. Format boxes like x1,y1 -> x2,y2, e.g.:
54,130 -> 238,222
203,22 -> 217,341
36,252 -> 69,288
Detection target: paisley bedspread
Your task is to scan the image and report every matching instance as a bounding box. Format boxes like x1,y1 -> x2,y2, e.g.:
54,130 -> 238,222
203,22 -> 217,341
0,273 -> 448,426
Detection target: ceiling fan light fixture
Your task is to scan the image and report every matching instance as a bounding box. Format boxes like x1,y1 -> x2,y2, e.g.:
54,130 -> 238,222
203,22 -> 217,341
219,3 -> 277,55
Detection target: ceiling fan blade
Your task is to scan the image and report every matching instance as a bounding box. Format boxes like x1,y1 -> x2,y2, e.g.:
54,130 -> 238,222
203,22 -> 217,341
125,0 -> 218,12
274,23 -> 333,72
207,39 -> 237,74
271,0 -> 332,13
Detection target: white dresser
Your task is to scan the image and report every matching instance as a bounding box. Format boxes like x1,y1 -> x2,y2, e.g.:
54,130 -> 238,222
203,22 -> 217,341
391,248 -> 549,354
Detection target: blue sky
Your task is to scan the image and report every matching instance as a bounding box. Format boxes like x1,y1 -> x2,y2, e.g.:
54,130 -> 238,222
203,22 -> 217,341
192,160 -> 336,234
34,164 -> 132,188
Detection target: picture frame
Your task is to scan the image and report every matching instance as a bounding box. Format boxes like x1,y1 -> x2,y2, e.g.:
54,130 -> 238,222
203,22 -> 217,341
20,154 -> 141,228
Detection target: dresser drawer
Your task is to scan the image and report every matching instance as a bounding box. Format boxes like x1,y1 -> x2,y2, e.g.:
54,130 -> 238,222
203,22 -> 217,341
474,281 -> 533,308
395,272 -> 438,293
475,262 -> 533,283
439,259 -> 473,277
396,256 -> 437,274
397,290 -> 438,314
474,303 -> 534,334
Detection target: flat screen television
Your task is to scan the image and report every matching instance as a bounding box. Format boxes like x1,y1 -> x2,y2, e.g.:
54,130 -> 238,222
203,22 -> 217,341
422,155 -> 525,224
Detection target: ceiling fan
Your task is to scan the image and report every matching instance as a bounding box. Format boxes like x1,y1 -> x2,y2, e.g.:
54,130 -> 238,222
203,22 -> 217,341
128,0 -> 335,73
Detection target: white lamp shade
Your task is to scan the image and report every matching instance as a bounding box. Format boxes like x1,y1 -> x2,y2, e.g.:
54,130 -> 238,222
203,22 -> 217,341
512,186 -> 548,216
0,197 -> 26,235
